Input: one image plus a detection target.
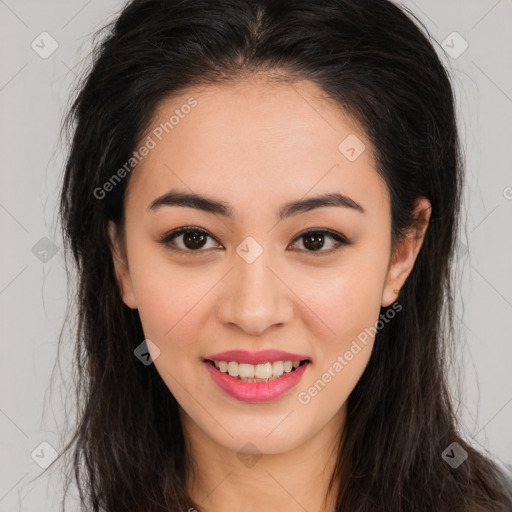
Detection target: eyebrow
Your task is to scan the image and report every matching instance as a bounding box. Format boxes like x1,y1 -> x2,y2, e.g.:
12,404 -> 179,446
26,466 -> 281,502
147,189 -> 365,219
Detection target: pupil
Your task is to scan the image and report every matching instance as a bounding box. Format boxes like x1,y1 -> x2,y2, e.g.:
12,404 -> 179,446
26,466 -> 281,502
303,232 -> 324,251
184,231 -> 206,250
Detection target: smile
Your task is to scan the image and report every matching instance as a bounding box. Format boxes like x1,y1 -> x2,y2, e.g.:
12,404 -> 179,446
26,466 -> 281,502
208,359 -> 307,381
203,358 -> 311,403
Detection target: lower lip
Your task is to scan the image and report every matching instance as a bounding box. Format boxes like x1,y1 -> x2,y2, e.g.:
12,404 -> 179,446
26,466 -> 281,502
203,360 -> 310,403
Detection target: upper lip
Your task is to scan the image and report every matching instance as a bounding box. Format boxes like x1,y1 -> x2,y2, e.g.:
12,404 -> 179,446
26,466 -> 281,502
205,349 -> 311,365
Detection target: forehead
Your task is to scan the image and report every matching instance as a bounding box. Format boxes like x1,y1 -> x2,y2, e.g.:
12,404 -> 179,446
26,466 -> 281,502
125,78 -> 389,218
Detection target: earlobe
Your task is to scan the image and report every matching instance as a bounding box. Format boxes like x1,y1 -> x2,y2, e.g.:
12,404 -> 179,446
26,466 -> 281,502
381,197 -> 431,308
107,221 -> 138,309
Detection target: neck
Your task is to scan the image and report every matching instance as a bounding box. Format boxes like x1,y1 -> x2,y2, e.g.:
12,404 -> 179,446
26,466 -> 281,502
181,405 -> 345,512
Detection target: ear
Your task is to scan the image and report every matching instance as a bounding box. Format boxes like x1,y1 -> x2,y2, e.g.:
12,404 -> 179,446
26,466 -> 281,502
381,197 -> 431,307
107,221 -> 138,309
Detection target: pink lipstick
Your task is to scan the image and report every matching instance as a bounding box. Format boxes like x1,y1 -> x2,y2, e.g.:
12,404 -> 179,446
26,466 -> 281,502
203,349 -> 311,403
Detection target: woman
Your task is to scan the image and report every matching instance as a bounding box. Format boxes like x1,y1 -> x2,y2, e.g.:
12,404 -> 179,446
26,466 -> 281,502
57,0 -> 512,510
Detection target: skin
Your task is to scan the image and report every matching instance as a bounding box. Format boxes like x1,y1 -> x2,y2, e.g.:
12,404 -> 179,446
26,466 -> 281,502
108,76 -> 431,512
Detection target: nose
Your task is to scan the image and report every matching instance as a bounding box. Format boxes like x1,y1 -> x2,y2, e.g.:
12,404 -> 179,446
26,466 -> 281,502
215,250 -> 295,336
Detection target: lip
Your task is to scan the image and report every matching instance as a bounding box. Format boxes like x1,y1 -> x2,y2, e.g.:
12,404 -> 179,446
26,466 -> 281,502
203,359 -> 310,403
205,349 -> 310,365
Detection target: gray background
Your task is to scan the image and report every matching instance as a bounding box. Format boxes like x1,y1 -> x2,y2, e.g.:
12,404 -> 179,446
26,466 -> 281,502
0,0 -> 511,510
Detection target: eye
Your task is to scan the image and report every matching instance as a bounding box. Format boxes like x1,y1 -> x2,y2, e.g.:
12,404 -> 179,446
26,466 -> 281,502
158,226 -> 351,256
159,226 -> 222,254
288,229 -> 351,255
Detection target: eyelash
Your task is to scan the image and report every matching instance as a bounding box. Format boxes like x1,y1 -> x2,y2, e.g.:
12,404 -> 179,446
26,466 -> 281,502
158,226 -> 351,256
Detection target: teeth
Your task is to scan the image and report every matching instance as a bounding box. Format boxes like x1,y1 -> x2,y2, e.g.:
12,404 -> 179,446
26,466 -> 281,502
255,362 -> 273,379
272,361 -> 284,376
227,361 -> 238,377
239,363 -> 255,378
210,360 -> 305,380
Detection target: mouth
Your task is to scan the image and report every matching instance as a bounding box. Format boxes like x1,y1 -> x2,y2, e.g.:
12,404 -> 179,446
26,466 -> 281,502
202,356 -> 311,403
204,358 -> 311,382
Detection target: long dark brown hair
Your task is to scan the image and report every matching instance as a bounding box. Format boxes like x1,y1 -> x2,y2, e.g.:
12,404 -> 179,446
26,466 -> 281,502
54,0 -> 512,510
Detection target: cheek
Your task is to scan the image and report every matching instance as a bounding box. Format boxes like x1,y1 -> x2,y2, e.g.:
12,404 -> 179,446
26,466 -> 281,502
135,278 -> 209,352
294,272 -> 381,413
126,242 -> 207,347
292,258 -> 386,345
291,248 -> 387,403
132,263 -> 210,391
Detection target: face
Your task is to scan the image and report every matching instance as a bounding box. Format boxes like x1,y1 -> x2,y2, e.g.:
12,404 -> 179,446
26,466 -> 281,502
109,77 -> 430,456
